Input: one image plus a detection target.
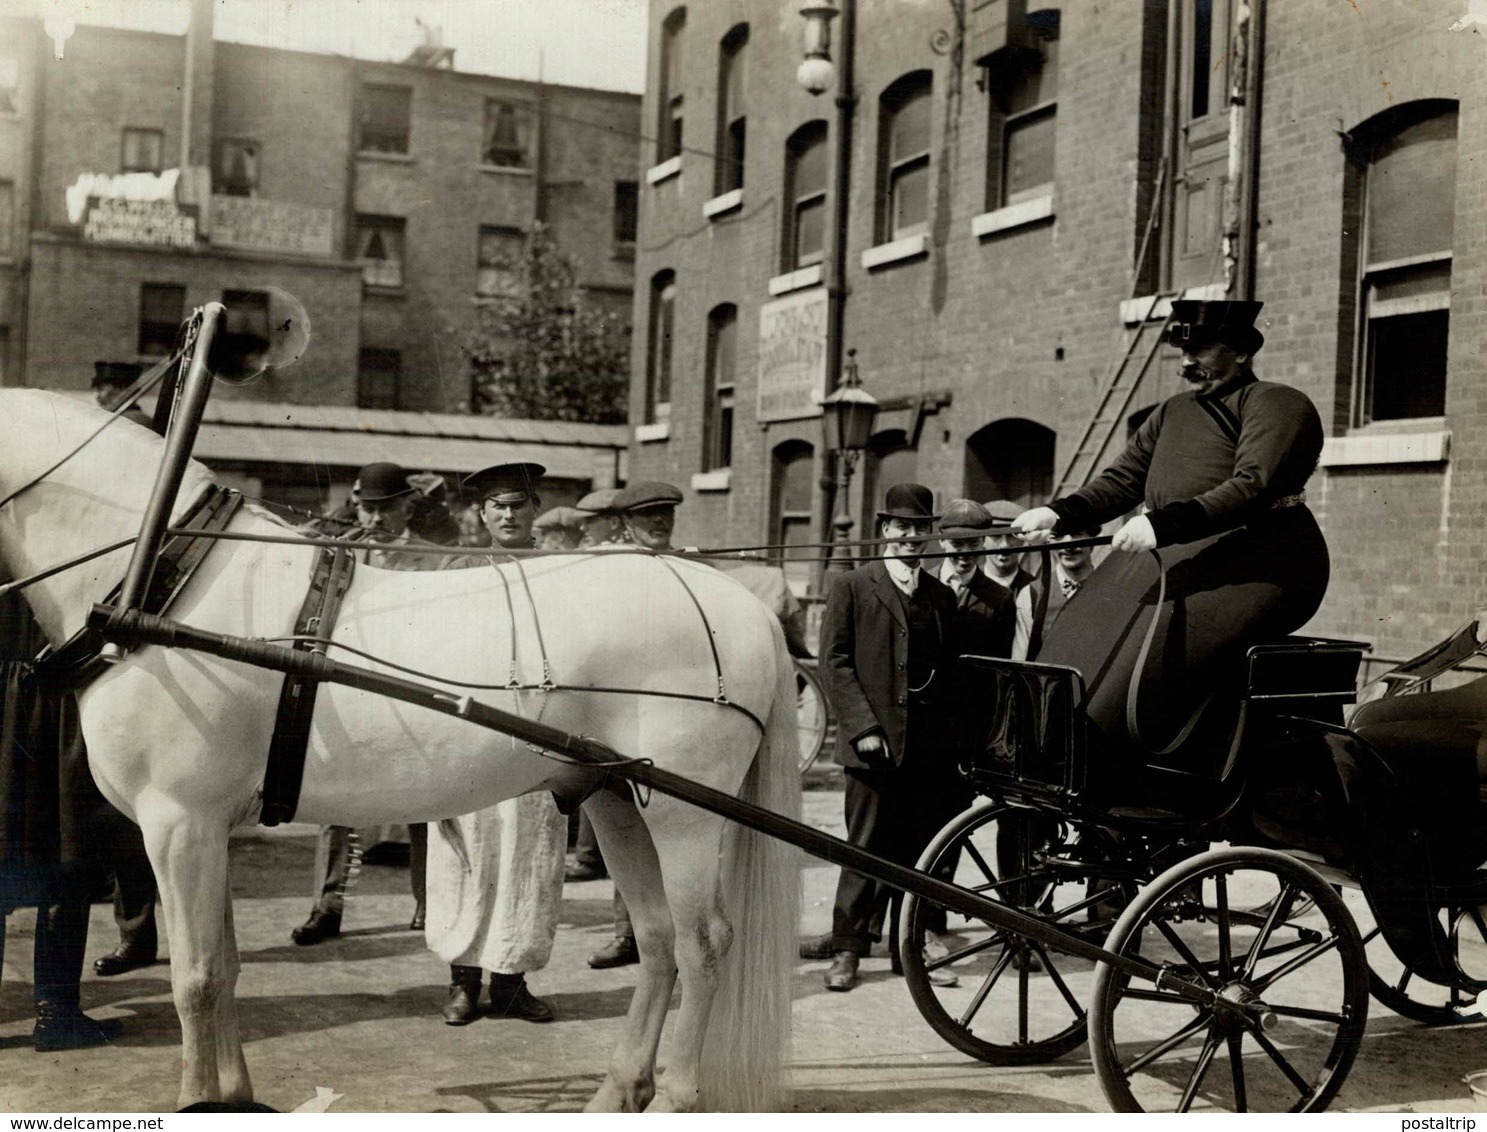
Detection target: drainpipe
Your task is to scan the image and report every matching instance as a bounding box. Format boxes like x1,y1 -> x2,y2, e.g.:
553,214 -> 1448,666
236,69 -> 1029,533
1222,0 -> 1254,296
1237,0 -> 1264,300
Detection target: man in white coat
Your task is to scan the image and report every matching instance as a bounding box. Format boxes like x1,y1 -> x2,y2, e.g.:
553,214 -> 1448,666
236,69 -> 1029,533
427,461 -> 567,1025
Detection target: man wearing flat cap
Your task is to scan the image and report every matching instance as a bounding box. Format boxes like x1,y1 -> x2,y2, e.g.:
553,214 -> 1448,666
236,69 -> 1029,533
613,480 -> 684,552
532,507 -> 585,551
936,499 -> 1015,660
423,462 -> 569,1026
1013,299 -> 1329,773
805,483 -> 959,992
573,487 -> 630,548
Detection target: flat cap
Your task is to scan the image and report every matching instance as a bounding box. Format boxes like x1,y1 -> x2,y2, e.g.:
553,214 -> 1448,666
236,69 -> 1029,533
938,498 -> 995,540
983,499 -> 1023,524
533,506 -> 585,532
613,481 -> 683,513
461,462 -> 545,503
574,487 -> 624,516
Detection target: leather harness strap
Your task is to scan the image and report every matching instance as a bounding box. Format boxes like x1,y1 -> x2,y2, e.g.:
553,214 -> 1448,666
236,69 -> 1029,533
27,485 -> 244,692
260,544 -> 357,827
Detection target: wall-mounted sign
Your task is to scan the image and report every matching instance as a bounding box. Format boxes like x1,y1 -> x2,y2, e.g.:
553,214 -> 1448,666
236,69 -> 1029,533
210,195 -> 335,258
82,197 -> 196,248
756,287 -> 828,423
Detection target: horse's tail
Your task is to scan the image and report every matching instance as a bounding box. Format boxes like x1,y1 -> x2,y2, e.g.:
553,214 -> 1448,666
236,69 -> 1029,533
699,616 -> 802,1112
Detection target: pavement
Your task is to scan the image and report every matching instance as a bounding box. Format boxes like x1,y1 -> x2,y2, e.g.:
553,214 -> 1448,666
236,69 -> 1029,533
3,772 -> 1487,1114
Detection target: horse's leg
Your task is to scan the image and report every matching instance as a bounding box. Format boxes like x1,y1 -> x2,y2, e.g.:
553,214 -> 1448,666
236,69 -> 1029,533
142,809 -> 234,1109
636,804 -> 733,1114
212,879 -> 252,1104
581,790 -> 676,1114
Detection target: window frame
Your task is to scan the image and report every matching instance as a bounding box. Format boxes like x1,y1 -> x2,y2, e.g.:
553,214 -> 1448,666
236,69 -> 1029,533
784,121 -> 829,271
355,214 -> 408,290
358,83 -> 413,155
703,304 -> 738,472
476,224 -> 525,299
481,98 -> 532,169
613,180 -> 639,245
715,24 -> 748,195
771,440 -> 816,586
658,8 -> 687,163
985,10 -> 1060,211
645,271 -> 677,424
878,73 -> 933,243
1350,103 -> 1457,428
357,347 -> 404,410
121,127 -> 164,174
214,137 -> 261,197
137,282 -> 186,357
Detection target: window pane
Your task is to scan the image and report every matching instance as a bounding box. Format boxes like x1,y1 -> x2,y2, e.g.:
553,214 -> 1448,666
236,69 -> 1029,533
477,226 -> 523,296
357,217 -> 405,288
360,85 -> 411,153
1367,112 -> 1458,265
721,118 -> 746,192
138,283 -> 185,355
1191,0 -> 1213,119
613,181 -> 638,243
482,100 -> 530,167
215,139 -> 259,196
122,129 -> 163,173
1366,309 -> 1448,421
795,196 -> 825,265
795,135 -> 828,198
891,159 -> 929,235
723,39 -> 746,119
781,451 -> 813,512
1005,108 -> 1055,202
889,88 -> 931,164
358,348 -> 402,410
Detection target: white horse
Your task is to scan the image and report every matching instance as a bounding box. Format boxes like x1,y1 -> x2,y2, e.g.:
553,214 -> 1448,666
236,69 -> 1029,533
0,390 -> 801,1113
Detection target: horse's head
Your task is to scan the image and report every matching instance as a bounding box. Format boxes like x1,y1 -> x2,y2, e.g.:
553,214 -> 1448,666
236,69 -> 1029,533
0,389 -> 216,641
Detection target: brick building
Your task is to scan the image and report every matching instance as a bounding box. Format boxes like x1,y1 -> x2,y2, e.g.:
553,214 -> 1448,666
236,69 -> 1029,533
625,0 -> 1487,661
0,5 -> 638,509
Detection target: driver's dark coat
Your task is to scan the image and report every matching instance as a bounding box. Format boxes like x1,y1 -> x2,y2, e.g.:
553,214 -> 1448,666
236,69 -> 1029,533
821,560 -> 956,771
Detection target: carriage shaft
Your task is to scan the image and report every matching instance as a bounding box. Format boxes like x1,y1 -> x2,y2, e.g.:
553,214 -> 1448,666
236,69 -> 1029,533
91,603 -> 1223,1009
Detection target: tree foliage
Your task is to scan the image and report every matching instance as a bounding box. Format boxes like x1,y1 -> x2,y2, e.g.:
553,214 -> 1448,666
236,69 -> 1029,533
467,223 -> 631,423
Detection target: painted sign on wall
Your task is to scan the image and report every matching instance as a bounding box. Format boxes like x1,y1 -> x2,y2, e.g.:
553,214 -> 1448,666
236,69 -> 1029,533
756,287 -> 828,423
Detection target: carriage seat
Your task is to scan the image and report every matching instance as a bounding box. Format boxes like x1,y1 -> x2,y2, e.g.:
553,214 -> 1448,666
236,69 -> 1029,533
957,637 -> 1368,829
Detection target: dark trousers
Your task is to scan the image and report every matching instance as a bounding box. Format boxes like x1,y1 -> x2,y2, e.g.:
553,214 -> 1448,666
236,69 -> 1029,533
1,865 -> 99,1010
409,822 -> 427,906
572,811 -> 604,871
111,851 -> 157,955
830,762 -> 968,955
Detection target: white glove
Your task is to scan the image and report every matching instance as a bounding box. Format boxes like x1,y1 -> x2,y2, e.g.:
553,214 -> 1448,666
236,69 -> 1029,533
1010,507 -> 1060,543
1110,515 -> 1157,553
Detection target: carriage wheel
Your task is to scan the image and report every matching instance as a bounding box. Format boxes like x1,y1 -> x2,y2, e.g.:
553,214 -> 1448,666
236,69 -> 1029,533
794,659 -> 828,774
899,797 -> 1135,1065
1089,846 -> 1368,1113
1339,886 -> 1484,1026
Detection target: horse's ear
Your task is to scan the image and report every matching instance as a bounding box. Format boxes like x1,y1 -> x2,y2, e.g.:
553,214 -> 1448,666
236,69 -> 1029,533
206,287 -> 310,385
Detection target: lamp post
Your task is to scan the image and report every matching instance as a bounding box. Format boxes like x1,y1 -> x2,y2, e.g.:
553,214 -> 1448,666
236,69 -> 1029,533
820,349 -> 878,574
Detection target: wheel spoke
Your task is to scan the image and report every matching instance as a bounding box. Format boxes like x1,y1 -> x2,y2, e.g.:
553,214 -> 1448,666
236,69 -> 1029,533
1241,882 -> 1298,980
1227,1032 -> 1248,1113
1252,932 -> 1342,994
1124,1010 -> 1213,1074
1267,1002 -> 1347,1025
1155,918 -> 1224,988
962,835 -> 1000,888
957,945 -> 1017,1029
1248,1024 -> 1313,1098
1028,937 -> 1088,1018
1177,1032 -> 1222,1113
1215,873 -> 1234,980
1119,985 -> 1213,1008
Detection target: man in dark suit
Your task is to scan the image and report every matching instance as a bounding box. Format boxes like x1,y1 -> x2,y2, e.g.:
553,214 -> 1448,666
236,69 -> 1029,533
808,483 -> 959,992
934,499 -> 1016,660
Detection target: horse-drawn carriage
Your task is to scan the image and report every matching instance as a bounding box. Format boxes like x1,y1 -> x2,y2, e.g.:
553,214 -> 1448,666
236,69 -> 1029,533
4,298 -> 1485,1113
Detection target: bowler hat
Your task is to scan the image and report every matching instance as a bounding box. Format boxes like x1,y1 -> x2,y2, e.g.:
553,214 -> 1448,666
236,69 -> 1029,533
462,462 -> 545,503
939,499 -> 995,540
876,483 -> 939,523
354,461 -> 415,503
614,481 -> 684,513
574,487 -> 624,516
983,499 -> 1023,524
1167,300 -> 1265,356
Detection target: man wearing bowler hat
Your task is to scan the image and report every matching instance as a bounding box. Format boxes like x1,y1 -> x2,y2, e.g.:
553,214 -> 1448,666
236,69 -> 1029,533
805,483 -> 960,992
1013,299 -> 1329,773
423,462 -> 569,1025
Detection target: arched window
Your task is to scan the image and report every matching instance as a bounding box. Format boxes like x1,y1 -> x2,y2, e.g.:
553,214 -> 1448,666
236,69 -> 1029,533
704,304 -> 737,471
877,72 -> 933,242
771,441 -> 816,591
862,429 -> 918,516
658,8 -> 687,162
715,24 -> 748,194
1346,100 -> 1457,424
783,120 -> 829,270
645,269 -> 676,423
963,419 -> 1055,505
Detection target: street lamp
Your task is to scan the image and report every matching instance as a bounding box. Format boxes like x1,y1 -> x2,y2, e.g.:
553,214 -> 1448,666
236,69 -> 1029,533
820,348 -> 878,573
797,1 -> 840,94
